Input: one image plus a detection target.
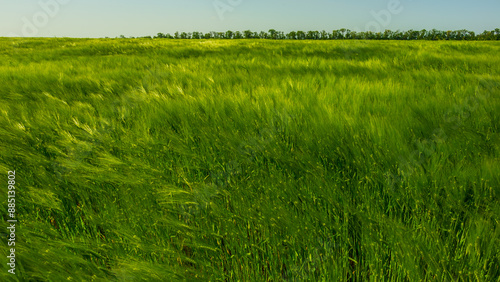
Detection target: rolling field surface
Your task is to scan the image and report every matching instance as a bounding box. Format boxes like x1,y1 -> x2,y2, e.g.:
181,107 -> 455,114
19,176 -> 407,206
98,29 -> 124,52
1,38 -> 499,281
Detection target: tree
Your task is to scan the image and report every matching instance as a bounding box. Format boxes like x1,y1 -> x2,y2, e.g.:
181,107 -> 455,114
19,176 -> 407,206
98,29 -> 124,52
312,31 -> 320,40
149,28 -> 498,41
392,30 -> 403,40
469,28 -> 474,40
296,31 -> 305,40
306,31 -> 314,39
268,29 -> 277,39
243,30 -> 253,39
446,30 -> 452,40
486,30 -> 495,40
234,31 -> 243,39
407,29 -> 419,40
344,29 -> 352,39
339,28 -> 347,39
320,30 -> 328,40
418,29 -> 427,40
429,29 -> 443,40
331,30 -> 339,39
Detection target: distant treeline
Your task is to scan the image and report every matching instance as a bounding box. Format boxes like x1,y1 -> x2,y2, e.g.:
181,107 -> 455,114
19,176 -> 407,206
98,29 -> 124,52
133,29 -> 500,40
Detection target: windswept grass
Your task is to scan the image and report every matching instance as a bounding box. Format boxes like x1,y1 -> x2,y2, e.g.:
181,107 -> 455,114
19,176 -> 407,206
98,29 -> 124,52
0,38 -> 499,281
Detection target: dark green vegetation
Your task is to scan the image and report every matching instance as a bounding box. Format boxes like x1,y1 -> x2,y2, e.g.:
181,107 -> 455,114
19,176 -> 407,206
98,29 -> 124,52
151,28 -> 500,40
0,38 -> 499,281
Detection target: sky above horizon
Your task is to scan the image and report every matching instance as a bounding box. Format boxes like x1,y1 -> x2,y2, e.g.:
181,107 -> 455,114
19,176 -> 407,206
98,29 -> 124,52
1,0 -> 499,38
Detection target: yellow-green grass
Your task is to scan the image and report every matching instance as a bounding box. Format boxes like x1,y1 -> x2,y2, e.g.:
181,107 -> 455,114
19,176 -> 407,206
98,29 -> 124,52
0,38 -> 499,281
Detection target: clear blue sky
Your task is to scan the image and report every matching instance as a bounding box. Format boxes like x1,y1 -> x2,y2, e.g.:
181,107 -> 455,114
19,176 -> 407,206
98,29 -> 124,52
1,0 -> 499,37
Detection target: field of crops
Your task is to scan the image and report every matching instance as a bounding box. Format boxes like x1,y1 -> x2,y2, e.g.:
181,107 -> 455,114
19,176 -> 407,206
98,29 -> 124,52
1,38 -> 499,281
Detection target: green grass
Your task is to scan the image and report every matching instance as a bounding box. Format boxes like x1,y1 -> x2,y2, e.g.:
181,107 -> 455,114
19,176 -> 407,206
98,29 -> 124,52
0,38 -> 499,281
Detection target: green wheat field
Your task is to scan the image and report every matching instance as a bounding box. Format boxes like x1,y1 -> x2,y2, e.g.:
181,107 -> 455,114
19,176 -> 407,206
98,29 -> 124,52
1,38 -> 499,281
